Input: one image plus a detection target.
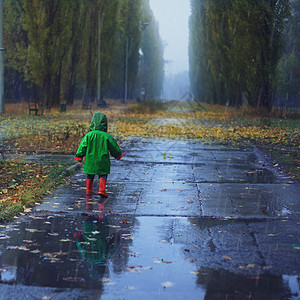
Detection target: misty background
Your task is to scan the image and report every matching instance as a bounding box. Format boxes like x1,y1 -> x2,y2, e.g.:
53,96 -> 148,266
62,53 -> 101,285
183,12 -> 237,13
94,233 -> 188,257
149,0 -> 191,100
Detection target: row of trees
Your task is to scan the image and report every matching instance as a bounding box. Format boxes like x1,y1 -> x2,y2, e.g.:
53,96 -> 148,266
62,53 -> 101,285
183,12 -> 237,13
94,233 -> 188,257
189,0 -> 299,109
4,0 -> 164,108
276,0 -> 300,107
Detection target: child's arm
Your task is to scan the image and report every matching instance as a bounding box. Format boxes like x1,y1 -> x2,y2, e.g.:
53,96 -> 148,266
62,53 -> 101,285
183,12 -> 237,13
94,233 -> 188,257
107,135 -> 122,160
75,135 -> 88,161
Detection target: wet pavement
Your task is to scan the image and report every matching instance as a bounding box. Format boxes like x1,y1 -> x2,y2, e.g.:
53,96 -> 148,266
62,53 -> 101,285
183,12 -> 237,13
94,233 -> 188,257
0,138 -> 299,299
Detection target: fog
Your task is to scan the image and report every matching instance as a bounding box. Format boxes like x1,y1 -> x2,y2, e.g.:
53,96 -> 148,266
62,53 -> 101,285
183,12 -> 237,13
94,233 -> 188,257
149,0 -> 191,75
149,0 -> 191,99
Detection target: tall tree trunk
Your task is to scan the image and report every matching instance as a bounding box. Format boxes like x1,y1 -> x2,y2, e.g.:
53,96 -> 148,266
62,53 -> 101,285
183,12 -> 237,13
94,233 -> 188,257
43,75 -> 51,108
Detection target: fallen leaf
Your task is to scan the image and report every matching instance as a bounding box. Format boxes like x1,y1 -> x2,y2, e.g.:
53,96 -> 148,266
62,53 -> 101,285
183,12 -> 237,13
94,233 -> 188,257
124,286 -> 136,290
48,232 -> 59,236
107,225 -> 121,228
126,266 -> 142,273
223,256 -> 233,260
30,249 -> 41,254
190,271 -> 200,275
162,281 -> 175,288
25,228 -> 40,233
239,264 -> 256,270
101,277 -> 116,286
248,275 -> 260,280
91,231 -> 101,235
7,246 -> 30,251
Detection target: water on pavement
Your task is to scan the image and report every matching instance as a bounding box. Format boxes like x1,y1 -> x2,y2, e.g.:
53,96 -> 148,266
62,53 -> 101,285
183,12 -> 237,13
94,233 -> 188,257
0,138 -> 299,299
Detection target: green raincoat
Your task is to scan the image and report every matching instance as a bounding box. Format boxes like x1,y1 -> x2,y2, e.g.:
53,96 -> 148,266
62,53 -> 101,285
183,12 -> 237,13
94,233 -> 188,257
75,112 -> 122,175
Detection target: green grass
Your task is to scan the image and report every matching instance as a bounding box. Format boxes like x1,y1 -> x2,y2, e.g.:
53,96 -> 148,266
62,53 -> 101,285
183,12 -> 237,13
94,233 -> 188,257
260,146 -> 300,180
269,118 -> 300,129
0,162 -> 76,222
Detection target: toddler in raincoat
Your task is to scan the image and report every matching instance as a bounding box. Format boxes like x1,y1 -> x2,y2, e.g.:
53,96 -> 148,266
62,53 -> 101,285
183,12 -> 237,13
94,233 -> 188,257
75,112 -> 123,197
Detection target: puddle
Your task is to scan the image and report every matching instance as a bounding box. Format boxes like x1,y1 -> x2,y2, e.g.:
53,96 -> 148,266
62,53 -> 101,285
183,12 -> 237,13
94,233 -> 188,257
0,213 -> 132,289
0,211 -> 299,299
244,168 -> 277,184
283,275 -> 300,300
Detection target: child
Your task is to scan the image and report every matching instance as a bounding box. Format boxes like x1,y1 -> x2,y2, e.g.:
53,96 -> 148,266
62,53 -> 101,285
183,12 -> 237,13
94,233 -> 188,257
75,112 -> 123,197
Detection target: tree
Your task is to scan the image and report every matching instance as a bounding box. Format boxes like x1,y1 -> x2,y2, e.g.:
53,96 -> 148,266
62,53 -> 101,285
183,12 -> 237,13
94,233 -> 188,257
189,0 -> 207,102
276,0 -> 300,105
3,0 -> 30,101
78,0 -> 121,106
61,1 -> 86,105
108,0 -> 143,100
4,0 -> 162,108
23,0 -> 76,107
139,0 -> 164,100
189,0 -> 290,109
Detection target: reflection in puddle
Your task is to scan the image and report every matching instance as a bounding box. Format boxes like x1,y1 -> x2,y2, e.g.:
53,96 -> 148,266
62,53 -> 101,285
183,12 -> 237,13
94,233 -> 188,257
283,275 -> 300,300
74,214 -> 121,280
0,203 -> 133,290
195,268 -> 297,299
0,212 -> 299,299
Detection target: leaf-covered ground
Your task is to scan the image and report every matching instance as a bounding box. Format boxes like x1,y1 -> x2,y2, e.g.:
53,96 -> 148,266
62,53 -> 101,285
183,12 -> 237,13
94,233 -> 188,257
0,100 -> 299,220
0,161 -> 73,221
2,102 -> 299,150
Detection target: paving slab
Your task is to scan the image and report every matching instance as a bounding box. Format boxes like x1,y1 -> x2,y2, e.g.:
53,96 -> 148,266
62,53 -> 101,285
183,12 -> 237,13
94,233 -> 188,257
0,138 -> 299,299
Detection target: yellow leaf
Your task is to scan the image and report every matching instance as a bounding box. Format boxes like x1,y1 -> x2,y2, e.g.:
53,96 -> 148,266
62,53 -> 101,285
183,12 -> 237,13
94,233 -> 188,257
223,256 -> 233,260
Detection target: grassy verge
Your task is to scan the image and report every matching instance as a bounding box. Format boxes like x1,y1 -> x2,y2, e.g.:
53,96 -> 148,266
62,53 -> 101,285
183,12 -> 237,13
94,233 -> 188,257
0,161 -> 76,222
257,145 -> 300,180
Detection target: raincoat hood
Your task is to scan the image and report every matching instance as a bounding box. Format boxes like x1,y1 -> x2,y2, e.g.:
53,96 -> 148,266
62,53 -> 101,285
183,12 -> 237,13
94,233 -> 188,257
90,112 -> 107,132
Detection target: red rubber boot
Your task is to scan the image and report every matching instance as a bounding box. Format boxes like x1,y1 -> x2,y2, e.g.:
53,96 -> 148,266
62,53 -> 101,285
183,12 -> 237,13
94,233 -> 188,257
98,178 -> 108,198
86,178 -> 93,195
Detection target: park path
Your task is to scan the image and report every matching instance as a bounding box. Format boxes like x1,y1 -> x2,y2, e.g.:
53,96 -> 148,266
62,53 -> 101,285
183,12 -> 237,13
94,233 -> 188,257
0,137 -> 299,299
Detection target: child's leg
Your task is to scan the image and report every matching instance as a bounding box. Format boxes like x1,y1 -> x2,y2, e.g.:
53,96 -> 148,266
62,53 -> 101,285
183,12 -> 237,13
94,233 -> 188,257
98,175 -> 108,198
86,174 -> 95,195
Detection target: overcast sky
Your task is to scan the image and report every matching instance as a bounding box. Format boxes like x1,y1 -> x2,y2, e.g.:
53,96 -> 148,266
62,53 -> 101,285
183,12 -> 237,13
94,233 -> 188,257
149,0 -> 191,75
